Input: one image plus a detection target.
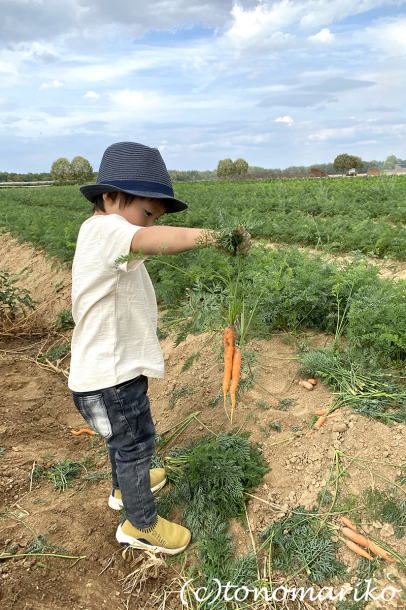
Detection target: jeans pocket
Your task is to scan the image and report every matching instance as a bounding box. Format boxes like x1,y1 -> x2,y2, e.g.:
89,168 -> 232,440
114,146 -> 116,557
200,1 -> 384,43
73,393 -> 113,440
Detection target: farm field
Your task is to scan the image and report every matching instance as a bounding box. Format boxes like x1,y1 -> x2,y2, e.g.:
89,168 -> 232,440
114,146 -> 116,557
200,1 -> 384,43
1,175 -> 406,261
1,177 -> 406,609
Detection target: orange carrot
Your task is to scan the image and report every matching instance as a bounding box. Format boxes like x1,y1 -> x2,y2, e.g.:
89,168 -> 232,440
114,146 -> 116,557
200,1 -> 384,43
345,540 -> 373,560
314,416 -> 326,428
342,527 -> 394,562
308,379 -> 317,385
341,516 -> 357,532
229,347 -> 242,422
306,430 -> 313,436
327,412 -> 340,418
36,249 -> 44,255
299,380 -> 314,391
223,325 -> 236,408
315,409 -> 328,416
71,429 -> 97,436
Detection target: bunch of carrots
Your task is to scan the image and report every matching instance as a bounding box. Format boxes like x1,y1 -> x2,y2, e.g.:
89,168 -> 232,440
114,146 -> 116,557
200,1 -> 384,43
223,324 -> 240,423
340,516 -> 397,562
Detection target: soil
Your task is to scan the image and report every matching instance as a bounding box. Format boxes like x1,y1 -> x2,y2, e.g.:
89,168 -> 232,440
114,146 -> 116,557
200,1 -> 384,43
1,232 -> 406,610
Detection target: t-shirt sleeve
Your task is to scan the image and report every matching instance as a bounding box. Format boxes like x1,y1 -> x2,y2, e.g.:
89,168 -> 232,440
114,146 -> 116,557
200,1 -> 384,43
98,215 -> 146,272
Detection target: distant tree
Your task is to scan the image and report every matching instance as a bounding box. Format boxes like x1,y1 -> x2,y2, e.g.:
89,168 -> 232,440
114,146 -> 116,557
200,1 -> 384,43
217,158 -> 235,178
233,158 -> 249,175
71,156 -> 93,184
383,155 -> 397,170
333,153 -> 363,174
51,158 -> 72,185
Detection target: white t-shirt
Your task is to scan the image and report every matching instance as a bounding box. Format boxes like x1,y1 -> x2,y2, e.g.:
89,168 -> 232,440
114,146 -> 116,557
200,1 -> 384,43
68,214 -> 164,391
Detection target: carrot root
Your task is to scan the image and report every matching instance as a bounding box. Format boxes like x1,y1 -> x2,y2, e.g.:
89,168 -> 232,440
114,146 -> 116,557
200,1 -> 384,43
314,416 -> 327,429
342,527 -> 394,562
341,516 -> 358,532
308,379 -> 317,385
315,409 -> 328,416
345,540 -> 373,560
299,380 -> 313,391
230,347 -> 242,423
71,429 -> 97,436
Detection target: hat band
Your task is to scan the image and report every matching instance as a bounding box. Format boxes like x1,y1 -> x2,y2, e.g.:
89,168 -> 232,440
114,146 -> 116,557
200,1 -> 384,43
97,179 -> 174,197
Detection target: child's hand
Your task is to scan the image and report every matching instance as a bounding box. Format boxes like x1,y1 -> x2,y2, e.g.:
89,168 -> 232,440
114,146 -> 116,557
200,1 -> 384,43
233,226 -> 251,256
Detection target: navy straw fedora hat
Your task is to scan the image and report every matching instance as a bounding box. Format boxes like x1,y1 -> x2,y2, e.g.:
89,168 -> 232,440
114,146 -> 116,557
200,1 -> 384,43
80,142 -> 188,213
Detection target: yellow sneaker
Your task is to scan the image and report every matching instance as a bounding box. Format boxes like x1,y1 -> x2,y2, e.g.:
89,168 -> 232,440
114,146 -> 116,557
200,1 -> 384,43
108,468 -> 167,510
116,516 -> 191,555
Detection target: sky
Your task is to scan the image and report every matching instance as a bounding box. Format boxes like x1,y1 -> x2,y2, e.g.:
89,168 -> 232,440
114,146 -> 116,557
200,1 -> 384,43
0,0 -> 405,172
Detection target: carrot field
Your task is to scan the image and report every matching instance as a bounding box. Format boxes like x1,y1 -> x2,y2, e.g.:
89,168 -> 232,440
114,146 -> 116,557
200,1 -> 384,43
1,175 -> 406,610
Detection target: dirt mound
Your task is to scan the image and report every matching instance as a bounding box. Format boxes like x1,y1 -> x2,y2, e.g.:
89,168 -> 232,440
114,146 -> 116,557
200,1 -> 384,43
1,232 -> 406,609
309,167 -> 327,177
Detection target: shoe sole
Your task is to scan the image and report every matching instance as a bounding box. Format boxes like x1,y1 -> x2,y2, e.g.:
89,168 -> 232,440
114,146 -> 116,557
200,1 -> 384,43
108,477 -> 167,511
116,523 -> 191,556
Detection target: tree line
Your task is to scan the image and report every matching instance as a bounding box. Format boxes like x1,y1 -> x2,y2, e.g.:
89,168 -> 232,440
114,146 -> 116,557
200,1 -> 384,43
2,153 -> 404,184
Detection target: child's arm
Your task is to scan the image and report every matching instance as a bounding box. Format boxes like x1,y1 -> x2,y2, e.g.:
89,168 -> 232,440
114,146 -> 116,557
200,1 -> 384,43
131,226 -> 214,256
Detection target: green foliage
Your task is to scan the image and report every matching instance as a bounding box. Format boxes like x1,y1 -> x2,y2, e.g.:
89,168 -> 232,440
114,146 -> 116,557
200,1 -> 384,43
278,397 -> 298,411
216,158 -> 235,178
0,269 -> 36,320
269,421 -> 281,433
38,341 -> 71,362
259,507 -> 347,584
299,347 -> 406,423
70,156 -> 93,184
0,448 -> 5,457
362,488 -> 406,539
50,158 -> 72,185
45,458 -> 81,491
55,308 -> 74,331
334,154 -> 363,173
383,155 -> 397,170
336,559 -> 380,610
156,431 -> 269,538
181,351 -> 201,373
168,385 -> 195,410
233,158 -> 249,175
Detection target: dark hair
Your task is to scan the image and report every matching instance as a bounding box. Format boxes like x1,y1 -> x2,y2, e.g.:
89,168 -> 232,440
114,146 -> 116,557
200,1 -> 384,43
92,191 -> 136,214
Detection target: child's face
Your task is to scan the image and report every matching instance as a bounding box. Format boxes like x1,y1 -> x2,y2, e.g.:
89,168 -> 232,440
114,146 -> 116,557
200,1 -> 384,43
101,193 -> 166,227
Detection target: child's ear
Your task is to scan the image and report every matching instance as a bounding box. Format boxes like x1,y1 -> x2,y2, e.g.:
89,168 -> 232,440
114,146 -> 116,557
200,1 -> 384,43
103,192 -> 118,207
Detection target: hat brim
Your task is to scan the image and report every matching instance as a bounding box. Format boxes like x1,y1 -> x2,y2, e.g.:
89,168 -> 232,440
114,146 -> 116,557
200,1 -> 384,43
79,183 -> 188,213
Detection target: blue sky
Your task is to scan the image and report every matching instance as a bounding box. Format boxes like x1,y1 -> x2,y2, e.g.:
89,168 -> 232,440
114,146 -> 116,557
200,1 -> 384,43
0,0 -> 405,172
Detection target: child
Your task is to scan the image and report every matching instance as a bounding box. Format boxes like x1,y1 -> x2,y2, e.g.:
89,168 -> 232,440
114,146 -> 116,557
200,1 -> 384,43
69,141 -> 249,555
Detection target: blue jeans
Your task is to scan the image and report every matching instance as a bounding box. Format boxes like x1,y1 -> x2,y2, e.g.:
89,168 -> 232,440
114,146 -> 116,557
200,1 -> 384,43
71,375 -> 157,529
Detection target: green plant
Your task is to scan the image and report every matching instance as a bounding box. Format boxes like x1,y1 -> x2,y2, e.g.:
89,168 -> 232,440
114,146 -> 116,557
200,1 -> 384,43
0,448 -> 5,457
269,421 -> 281,433
38,342 -> 71,362
55,309 -> 74,331
168,385 -> 195,410
0,269 -> 36,321
45,458 -> 81,491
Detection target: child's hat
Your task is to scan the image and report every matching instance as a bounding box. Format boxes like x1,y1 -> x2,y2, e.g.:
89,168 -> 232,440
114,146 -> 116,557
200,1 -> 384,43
80,141 -> 188,213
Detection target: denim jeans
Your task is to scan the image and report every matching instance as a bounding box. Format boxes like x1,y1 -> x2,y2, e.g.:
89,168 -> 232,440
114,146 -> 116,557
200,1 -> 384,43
71,375 -> 157,529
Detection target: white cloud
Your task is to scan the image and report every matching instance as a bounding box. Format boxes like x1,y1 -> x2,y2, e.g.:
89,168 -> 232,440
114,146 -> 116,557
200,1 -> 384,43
83,91 -> 100,101
307,28 -> 335,44
39,80 -> 64,89
308,127 -> 356,140
362,16 -> 406,55
275,116 -> 294,124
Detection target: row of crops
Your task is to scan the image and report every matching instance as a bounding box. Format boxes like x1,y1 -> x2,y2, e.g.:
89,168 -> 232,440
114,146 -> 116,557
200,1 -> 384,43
1,178 -> 406,375
1,175 -> 405,261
